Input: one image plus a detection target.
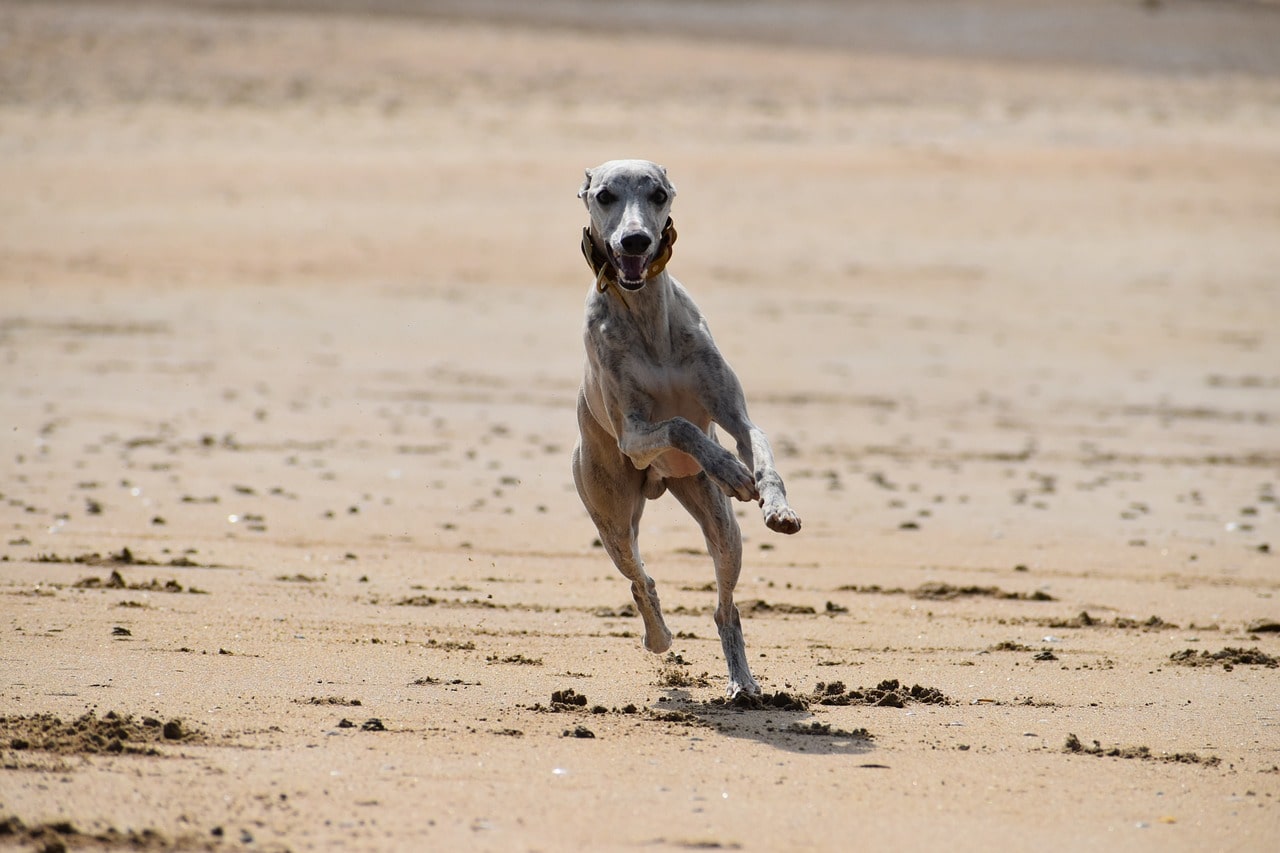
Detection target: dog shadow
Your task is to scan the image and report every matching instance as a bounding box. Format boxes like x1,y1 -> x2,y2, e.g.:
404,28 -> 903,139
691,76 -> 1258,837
654,689 -> 880,757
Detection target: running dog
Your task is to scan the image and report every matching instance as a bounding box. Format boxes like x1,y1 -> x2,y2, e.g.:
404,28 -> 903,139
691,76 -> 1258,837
572,159 -> 801,697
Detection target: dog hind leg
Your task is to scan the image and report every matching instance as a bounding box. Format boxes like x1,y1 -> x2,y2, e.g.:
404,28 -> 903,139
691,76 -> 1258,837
573,439 -> 673,654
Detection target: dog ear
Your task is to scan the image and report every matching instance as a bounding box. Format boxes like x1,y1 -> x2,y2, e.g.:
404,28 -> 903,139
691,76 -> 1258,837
657,165 -> 676,198
578,169 -> 593,202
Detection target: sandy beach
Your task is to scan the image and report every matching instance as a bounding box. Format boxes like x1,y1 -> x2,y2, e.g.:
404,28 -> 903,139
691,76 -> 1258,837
2,1 -> 1279,849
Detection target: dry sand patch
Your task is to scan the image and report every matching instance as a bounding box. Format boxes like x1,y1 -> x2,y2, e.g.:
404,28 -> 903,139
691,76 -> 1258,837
2,1 -> 1279,850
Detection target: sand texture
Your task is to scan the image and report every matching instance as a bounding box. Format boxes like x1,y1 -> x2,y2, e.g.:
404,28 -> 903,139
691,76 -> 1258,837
2,1 -> 1279,850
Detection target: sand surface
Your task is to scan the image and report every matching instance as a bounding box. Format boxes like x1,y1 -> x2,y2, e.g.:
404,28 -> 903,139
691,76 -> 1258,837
2,1 -> 1279,850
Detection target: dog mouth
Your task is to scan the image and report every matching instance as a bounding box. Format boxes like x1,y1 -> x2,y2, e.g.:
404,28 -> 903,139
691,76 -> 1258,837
611,252 -> 650,289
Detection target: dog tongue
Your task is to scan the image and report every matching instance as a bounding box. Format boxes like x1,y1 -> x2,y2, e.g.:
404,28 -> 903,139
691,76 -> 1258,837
617,254 -> 648,284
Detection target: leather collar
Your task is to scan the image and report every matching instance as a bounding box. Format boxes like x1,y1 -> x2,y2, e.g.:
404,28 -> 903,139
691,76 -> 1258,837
581,218 -> 678,301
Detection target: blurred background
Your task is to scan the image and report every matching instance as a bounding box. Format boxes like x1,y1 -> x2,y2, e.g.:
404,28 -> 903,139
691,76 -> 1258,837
2,1 -> 1277,561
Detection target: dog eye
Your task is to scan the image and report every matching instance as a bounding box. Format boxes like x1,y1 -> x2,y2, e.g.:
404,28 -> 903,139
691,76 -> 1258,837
596,189 -> 616,206
650,189 -> 668,205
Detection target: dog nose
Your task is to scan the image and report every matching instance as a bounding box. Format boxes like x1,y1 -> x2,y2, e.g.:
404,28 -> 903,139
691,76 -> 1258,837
619,232 -> 652,255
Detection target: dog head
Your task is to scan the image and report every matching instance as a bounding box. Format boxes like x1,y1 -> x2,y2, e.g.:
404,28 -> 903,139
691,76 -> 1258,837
579,159 -> 677,290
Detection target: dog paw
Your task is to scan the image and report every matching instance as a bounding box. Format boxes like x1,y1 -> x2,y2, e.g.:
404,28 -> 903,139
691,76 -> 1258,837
643,627 -> 673,654
763,503 -> 801,534
726,677 -> 762,699
709,456 -> 758,503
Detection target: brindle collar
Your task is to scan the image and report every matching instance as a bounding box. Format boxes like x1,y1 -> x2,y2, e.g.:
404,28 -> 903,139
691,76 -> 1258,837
580,218 -> 678,306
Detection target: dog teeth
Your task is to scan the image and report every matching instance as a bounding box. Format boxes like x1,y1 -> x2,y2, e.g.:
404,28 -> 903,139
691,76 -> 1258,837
617,255 -> 648,283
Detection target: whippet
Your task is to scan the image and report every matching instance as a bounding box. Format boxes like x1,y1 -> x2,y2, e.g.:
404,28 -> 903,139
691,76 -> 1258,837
571,159 -> 801,698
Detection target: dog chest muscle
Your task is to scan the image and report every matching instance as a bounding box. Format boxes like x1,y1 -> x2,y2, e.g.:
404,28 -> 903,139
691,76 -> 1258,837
632,360 -> 710,427
636,361 -> 710,478
584,297 -> 715,424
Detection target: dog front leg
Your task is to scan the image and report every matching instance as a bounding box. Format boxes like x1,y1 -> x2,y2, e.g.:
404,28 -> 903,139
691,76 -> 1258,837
617,416 -> 758,503
742,427 -> 802,535
668,474 -> 760,698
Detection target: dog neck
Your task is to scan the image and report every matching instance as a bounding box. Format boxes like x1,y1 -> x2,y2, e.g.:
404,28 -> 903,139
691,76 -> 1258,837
581,218 -> 678,310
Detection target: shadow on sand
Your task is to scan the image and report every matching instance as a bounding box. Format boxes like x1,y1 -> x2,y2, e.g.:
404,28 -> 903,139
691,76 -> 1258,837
654,689 -> 881,759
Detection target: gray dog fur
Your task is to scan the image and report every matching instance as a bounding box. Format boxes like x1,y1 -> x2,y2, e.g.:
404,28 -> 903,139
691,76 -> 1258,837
572,159 -> 801,698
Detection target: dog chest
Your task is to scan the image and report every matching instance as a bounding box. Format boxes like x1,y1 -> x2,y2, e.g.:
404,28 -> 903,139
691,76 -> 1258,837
633,361 -> 712,427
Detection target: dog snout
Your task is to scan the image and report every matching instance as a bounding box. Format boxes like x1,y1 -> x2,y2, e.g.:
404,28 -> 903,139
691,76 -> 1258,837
619,232 -> 652,255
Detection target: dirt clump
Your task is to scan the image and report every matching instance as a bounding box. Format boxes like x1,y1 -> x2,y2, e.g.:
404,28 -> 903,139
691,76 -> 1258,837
647,709 -> 707,726
72,569 -> 206,594
1168,647 -> 1278,669
912,583 -> 1054,602
1045,611 -> 1178,631
334,718 -> 386,730
1,711 -> 201,756
737,599 -> 818,616
549,689 -> 589,709
1064,734 -> 1220,766
657,667 -> 712,689
811,680 -> 952,707
788,721 -> 873,739
297,696 -> 362,706
988,641 -> 1033,652
838,583 -> 1053,602
714,691 -> 810,711
0,815 -> 197,851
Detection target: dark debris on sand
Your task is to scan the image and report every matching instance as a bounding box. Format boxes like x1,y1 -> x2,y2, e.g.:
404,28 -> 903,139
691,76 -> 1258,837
709,680 -> 951,711
1044,611 -> 1178,631
1,711 -> 200,756
1064,733 -> 1220,766
810,679 -> 953,708
549,689 -> 589,709
788,721 -> 873,740
0,816 -> 204,852
42,547 -> 211,571
714,691 -> 810,712
1168,646 -> 1278,670
838,583 -> 1053,602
